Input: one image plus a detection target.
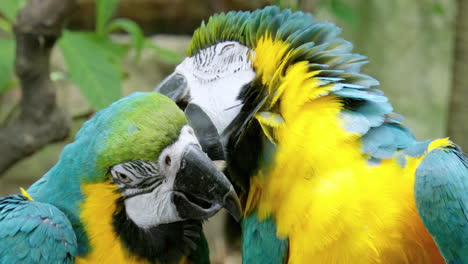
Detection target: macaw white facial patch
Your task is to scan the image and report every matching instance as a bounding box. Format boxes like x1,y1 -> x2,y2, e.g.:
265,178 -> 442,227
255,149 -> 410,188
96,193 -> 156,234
124,184 -> 180,228
120,125 -> 202,229
175,41 -> 256,134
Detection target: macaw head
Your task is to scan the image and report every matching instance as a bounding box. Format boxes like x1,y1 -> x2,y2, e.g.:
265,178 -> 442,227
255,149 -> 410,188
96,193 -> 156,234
155,6 -> 405,189
30,92 -> 241,262
81,92 -> 240,223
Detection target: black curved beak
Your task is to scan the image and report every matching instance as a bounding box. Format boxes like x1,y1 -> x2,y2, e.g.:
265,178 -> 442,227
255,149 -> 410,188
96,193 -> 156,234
156,73 -> 226,161
184,103 -> 225,160
155,72 -> 190,109
172,144 -> 242,222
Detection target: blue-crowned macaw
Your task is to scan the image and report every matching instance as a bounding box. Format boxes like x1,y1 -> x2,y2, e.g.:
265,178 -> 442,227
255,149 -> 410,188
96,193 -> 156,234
0,92 -> 241,264
156,6 -> 468,264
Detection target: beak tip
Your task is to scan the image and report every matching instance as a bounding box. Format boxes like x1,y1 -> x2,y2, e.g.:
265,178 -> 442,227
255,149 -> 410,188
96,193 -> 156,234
223,189 -> 242,222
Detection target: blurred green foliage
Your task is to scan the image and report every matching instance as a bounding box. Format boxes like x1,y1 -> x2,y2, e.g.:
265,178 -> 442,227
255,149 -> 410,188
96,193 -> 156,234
0,0 -> 182,110
96,0 -> 120,36
432,3 -> 445,15
0,0 -> 447,110
325,0 -> 359,28
273,0 -> 300,10
0,0 -> 24,94
0,0 -> 26,22
59,32 -> 123,109
274,0 -> 359,27
0,39 -> 14,94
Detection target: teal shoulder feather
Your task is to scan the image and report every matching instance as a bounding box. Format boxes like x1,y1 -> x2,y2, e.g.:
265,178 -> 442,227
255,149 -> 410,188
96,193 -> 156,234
414,142 -> 468,263
0,195 -> 77,264
242,213 -> 288,264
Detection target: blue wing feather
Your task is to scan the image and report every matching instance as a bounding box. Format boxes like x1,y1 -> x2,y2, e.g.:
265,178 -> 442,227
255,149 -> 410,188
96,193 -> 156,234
361,123 -> 416,159
404,140 -> 432,157
0,195 -> 77,264
414,143 -> 468,263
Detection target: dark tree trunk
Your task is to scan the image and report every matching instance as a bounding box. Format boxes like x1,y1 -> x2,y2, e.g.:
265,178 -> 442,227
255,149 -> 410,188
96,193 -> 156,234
0,0 -> 76,175
448,0 -> 468,150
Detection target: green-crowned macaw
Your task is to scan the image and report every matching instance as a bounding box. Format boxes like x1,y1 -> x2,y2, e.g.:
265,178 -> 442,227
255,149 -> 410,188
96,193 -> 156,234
0,92 -> 241,264
156,6 -> 468,264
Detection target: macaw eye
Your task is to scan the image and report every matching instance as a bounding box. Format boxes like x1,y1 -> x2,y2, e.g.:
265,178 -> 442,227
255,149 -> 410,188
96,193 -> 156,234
165,155 -> 172,166
111,169 -> 132,183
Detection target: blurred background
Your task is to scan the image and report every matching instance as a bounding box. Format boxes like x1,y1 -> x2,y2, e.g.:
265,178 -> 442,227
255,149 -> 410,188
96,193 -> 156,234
0,0 -> 463,263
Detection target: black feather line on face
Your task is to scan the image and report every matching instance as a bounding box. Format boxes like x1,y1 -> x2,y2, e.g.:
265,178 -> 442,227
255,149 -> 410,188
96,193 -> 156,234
221,82 -> 265,191
112,199 -> 203,263
111,160 -> 165,198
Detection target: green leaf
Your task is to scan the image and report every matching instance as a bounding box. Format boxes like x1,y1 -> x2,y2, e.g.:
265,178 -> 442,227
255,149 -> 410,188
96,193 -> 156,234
0,17 -> 12,33
329,0 -> 359,28
59,31 -> 122,109
0,0 -> 26,22
0,38 -> 15,93
80,33 -> 128,62
96,0 -> 120,35
144,41 -> 183,65
106,18 -> 144,60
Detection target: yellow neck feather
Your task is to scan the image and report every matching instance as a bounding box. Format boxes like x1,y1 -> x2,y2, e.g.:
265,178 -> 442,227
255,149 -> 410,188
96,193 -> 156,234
76,182 -> 190,264
76,182 -> 145,264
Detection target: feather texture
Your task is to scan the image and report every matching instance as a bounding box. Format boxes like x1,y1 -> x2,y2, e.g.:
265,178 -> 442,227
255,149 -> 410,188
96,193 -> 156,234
0,195 -> 77,264
415,140 -> 468,263
1,93 -> 207,263
242,213 -> 288,264
189,6 -> 412,162
185,6 -> 449,263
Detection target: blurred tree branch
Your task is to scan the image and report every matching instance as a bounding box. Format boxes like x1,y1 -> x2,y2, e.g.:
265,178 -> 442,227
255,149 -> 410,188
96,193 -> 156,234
448,0 -> 468,150
0,0 -> 76,175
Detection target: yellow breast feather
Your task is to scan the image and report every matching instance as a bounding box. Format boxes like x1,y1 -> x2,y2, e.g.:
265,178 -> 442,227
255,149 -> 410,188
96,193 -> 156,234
247,37 -> 444,264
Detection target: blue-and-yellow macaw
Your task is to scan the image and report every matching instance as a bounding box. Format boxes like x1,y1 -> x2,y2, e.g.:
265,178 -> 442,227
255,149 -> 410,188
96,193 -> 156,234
156,6 -> 468,264
0,92 -> 241,264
